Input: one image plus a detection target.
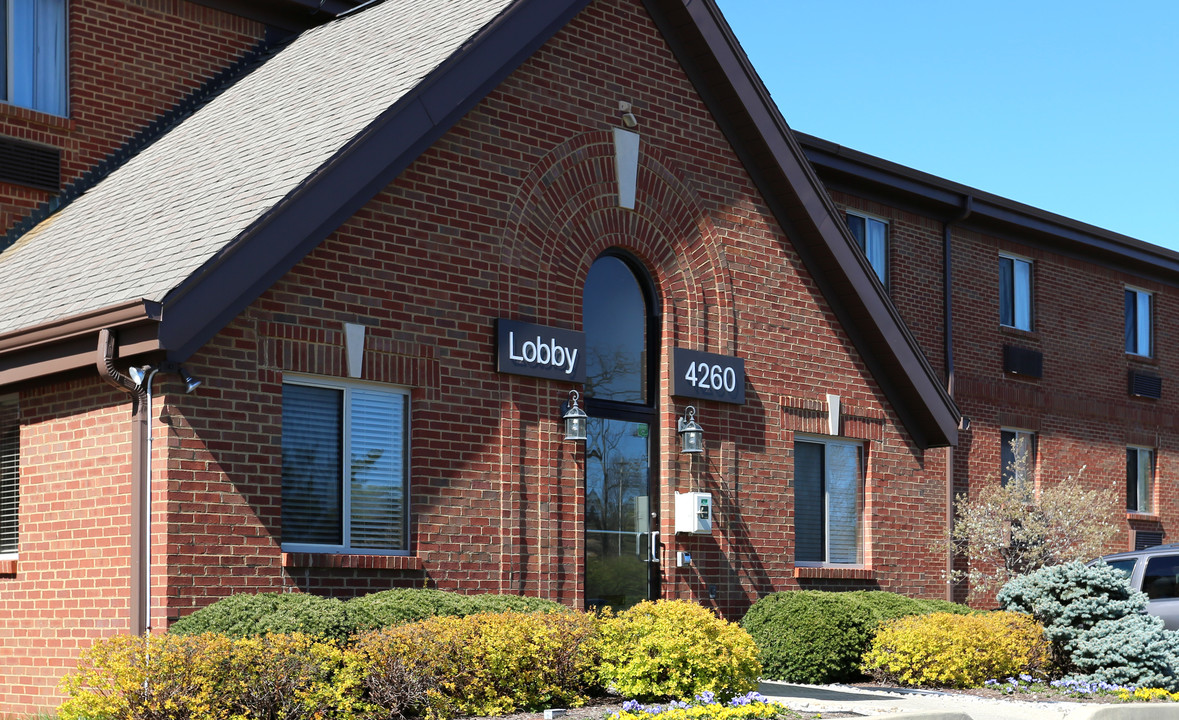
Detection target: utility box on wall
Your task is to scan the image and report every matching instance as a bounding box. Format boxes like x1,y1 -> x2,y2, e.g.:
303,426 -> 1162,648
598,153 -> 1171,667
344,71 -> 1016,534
675,491 -> 712,534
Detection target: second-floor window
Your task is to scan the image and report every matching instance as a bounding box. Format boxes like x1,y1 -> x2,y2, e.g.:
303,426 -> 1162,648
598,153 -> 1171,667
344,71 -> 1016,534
1127,446 -> 1154,513
1,0 -> 67,116
846,212 -> 887,287
999,254 -> 1032,331
1125,288 -> 1152,357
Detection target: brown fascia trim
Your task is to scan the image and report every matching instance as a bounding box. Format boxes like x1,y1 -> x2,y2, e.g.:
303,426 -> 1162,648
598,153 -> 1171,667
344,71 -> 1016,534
796,132 -> 1179,283
187,0 -> 364,32
154,0 -> 591,364
645,0 -> 959,448
0,300 -> 162,387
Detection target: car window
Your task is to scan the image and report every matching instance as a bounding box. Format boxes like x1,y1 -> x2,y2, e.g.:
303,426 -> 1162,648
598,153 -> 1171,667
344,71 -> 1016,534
1143,555 -> 1179,599
1105,558 -> 1137,580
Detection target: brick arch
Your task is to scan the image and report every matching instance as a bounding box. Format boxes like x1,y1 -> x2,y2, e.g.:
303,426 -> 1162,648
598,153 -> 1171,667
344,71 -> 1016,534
500,131 -> 734,352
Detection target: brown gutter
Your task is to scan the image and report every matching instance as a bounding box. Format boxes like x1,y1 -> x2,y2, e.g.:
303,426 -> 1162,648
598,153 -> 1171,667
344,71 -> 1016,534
943,196 -> 972,601
0,300 -> 161,387
96,328 -> 149,636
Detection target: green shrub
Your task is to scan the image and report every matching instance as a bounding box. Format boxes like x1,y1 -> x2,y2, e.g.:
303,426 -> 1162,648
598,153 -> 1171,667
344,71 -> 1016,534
347,588 -> 568,633
997,561 -> 1148,670
347,611 -> 601,719
170,592 -> 356,642
741,591 -> 876,684
861,611 -> 1050,688
60,632 -> 358,720
846,590 -> 973,623
597,599 -> 760,702
1067,613 -> 1179,691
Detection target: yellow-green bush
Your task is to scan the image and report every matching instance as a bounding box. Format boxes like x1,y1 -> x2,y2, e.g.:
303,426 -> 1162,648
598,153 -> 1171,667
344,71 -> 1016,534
596,600 -> 760,702
60,632 -> 357,720
346,610 -> 601,719
861,611 -> 1050,689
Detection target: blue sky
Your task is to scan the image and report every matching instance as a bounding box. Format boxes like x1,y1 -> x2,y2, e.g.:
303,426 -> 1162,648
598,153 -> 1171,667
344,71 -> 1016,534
713,1 -> 1179,252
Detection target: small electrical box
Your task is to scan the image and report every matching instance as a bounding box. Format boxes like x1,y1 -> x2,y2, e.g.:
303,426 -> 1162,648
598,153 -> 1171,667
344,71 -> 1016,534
674,491 -> 712,534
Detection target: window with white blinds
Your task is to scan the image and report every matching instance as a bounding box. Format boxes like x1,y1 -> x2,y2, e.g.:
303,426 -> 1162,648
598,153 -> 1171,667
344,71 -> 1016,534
281,379 -> 409,554
794,437 -> 863,565
0,397 -> 18,558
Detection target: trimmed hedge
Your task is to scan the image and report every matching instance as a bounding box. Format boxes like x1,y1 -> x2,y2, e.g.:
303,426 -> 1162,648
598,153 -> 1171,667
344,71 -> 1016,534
169,592 -> 355,642
741,590 -> 972,684
170,588 -> 570,641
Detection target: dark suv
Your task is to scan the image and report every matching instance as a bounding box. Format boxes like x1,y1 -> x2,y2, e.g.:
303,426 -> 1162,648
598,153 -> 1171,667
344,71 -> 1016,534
1091,545 -> 1179,630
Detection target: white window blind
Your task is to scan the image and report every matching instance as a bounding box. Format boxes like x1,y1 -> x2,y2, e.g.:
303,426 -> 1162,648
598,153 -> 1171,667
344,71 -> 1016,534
281,380 -> 408,553
794,438 -> 863,564
0,398 -> 18,557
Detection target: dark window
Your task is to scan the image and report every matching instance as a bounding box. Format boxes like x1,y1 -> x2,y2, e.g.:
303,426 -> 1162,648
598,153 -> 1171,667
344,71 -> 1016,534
1127,447 -> 1154,513
999,255 -> 1032,330
281,380 -> 409,553
846,212 -> 887,286
0,398 -> 16,556
794,438 -> 863,564
1125,288 -> 1152,356
1105,558 -> 1137,580
2,0 -> 68,115
1143,555 -> 1179,600
1000,429 -> 1036,486
583,255 -> 649,404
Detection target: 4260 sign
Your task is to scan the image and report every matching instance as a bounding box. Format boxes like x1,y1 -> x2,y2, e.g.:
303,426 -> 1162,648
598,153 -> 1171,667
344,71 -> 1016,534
671,348 -> 745,405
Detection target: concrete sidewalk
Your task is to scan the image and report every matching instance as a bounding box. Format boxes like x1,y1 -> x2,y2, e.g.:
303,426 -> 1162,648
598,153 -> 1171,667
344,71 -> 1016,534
758,680 -> 1179,720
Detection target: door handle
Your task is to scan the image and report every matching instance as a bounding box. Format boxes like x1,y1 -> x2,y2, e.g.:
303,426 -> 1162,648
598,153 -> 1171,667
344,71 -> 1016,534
649,531 -> 660,563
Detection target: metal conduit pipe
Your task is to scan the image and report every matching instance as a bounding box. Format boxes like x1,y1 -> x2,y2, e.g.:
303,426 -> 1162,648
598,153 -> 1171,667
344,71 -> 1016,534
943,195 -> 972,602
96,328 -> 150,635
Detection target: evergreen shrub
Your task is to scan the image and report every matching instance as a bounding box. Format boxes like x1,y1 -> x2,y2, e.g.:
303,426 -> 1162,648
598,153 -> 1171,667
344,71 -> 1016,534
997,561 -> 1149,669
169,591 -> 356,641
597,599 -> 760,702
861,611 -> 1050,688
846,590 -> 973,623
1067,613 -> 1179,691
741,591 -> 877,684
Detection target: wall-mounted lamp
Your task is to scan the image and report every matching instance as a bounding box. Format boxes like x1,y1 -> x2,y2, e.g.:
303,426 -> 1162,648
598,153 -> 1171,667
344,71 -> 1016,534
619,100 -> 638,128
562,389 -> 588,442
677,405 -> 704,454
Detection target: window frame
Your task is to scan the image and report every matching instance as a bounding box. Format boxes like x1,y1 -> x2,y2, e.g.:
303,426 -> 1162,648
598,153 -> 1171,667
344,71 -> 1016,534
793,434 -> 865,567
1,0 -> 68,116
0,394 -> 17,560
1127,445 -> 1155,514
280,375 -> 411,556
845,210 -> 888,288
1000,428 -> 1036,487
1125,286 -> 1153,358
999,253 -> 1033,331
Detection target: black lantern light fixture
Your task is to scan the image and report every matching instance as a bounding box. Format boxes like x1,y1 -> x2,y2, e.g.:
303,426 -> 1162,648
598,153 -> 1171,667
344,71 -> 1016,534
562,389 -> 588,442
678,405 -> 704,454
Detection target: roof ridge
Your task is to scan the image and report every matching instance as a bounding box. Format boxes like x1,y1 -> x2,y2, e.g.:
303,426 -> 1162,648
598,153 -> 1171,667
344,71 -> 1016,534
0,33 -> 293,255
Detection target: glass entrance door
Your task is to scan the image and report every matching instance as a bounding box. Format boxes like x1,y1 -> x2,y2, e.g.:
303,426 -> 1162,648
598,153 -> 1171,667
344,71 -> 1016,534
584,416 -> 655,610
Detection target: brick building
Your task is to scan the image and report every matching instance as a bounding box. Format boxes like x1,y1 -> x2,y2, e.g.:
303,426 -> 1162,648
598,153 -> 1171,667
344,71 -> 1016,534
0,0 -> 963,710
797,134 -> 1179,557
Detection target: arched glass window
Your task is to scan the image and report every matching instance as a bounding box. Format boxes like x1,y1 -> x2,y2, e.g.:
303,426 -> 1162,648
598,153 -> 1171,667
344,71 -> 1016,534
583,255 -> 650,404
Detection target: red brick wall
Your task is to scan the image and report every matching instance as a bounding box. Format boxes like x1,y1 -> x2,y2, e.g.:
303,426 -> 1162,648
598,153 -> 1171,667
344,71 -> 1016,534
826,187 -> 1179,603
0,0 -> 957,711
0,381 -> 134,714
160,0 -> 950,620
0,0 -> 264,233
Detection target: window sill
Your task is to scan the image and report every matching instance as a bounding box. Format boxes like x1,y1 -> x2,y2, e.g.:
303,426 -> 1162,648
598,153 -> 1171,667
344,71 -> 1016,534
1127,512 -> 1161,523
1126,353 -> 1159,366
0,101 -> 73,132
793,565 -> 873,580
282,553 -> 423,570
999,325 -> 1038,340
0,558 -> 16,576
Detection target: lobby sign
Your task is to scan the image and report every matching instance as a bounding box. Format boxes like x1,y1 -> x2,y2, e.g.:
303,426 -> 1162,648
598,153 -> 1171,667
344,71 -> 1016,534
672,347 -> 745,404
496,319 -> 586,383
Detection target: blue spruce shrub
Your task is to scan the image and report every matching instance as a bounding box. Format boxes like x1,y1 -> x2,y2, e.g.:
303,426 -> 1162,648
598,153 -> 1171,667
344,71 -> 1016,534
1067,613 -> 1179,691
997,561 -> 1147,669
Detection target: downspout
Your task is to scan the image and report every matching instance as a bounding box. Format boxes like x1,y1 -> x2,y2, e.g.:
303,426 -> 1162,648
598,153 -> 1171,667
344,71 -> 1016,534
96,328 -> 150,635
944,194 -> 972,602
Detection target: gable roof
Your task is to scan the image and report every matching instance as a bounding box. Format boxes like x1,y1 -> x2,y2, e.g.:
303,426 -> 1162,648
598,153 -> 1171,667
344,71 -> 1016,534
0,0 -> 958,447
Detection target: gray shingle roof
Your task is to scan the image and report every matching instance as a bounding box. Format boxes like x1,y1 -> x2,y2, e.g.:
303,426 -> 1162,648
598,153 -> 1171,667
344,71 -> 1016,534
0,0 -> 513,336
